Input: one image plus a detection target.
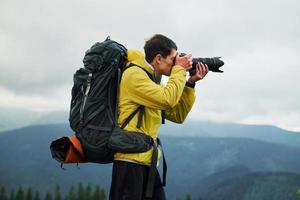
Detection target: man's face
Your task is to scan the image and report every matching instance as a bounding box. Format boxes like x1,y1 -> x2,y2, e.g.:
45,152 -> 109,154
155,48 -> 177,76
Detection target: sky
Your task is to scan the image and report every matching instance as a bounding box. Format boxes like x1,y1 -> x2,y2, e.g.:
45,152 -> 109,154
0,0 -> 299,131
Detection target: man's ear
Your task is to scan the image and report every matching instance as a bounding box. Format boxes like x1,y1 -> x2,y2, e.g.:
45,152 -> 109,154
154,54 -> 162,65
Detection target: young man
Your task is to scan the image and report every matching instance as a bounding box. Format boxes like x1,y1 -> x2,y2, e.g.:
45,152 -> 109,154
109,34 -> 209,200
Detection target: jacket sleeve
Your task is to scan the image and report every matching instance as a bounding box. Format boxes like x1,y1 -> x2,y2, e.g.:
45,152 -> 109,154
122,66 -> 187,110
164,86 -> 196,123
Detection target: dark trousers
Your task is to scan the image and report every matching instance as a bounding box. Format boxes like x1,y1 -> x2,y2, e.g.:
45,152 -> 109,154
109,160 -> 166,200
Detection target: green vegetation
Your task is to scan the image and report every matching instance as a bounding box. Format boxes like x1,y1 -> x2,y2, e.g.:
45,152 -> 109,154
0,184 -> 106,200
297,189 -> 300,199
205,172 -> 300,200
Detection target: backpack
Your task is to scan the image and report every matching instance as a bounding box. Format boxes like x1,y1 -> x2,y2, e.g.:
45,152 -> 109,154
69,37 -> 125,163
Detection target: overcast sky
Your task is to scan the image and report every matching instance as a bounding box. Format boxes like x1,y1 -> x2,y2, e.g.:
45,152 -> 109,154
0,0 -> 299,131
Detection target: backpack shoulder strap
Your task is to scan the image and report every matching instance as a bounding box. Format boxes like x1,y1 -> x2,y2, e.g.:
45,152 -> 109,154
121,63 -> 153,129
121,63 -> 166,129
123,62 -> 154,81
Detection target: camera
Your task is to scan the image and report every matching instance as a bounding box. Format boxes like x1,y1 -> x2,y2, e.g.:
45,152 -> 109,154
179,53 -> 224,76
190,57 -> 224,75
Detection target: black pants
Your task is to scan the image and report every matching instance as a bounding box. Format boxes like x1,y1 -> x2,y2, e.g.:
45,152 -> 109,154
109,160 -> 166,200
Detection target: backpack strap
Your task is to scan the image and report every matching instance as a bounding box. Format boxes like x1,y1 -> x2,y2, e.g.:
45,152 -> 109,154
121,106 -> 144,129
145,140 -> 158,197
161,110 -> 165,124
121,63 -> 153,129
157,138 -> 167,186
122,63 -> 166,128
124,62 -> 154,80
145,137 -> 167,198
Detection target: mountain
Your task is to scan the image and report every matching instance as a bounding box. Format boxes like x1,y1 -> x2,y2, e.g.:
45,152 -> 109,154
160,120 -> 300,147
204,172 -> 300,200
0,108 -> 44,132
164,135 -> 300,199
32,111 -> 69,125
199,165 -> 252,193
1,124 -> 300,199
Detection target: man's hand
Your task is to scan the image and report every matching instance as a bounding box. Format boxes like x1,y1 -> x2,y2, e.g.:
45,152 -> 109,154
188,62 -> 209,83
175,54 -> 193,71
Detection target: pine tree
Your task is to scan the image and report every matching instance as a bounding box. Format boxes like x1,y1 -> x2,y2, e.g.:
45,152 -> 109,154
66,186 -> 76,200
99,189 -> 105,200
185,194 -> 192,200
85,185 -> 92,200
33,192 -> 40,200
44,192 -> 52,200
16,187 -> 25,200
77,183 -> 84,200
9,190 -> 16,200
25,188 -> 32,200
0,186 -> 8,200
54,185 -> 61,200
297,189 -> 300,200
92,185 -> 100,200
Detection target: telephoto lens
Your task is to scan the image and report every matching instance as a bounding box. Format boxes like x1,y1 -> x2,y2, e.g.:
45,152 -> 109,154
179,53 -> 224,76
190,57 -> 224,76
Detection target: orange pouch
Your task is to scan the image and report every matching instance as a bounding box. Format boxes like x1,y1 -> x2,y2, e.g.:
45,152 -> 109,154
50,135 -> 86,163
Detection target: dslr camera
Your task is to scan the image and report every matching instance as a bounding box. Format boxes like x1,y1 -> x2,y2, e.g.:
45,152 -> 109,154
179,53 -> 224,76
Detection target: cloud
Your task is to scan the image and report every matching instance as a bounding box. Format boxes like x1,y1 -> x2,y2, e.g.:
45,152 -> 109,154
0,86 -> 70,112
0,0 -> 299,131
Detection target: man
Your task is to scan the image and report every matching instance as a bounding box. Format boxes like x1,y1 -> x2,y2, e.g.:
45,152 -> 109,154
109,34 -> 209,200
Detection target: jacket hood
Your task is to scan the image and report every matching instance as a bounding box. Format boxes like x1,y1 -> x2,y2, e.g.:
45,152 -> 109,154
127,49 -> 154,76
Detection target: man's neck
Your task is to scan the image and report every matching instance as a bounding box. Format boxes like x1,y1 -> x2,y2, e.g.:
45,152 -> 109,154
147,62 -> 162,84
145,61 -> 154,71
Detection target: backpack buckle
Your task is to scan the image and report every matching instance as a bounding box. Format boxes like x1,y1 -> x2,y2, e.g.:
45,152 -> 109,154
87,73 -> 92,83
146,137 -> 157,147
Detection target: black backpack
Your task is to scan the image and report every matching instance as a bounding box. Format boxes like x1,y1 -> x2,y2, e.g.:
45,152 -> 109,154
68,37 -> 156,164
68,37 -> 125,163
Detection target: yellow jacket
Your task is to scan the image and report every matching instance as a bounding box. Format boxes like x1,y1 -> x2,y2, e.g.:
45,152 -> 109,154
114,49 -> 196,165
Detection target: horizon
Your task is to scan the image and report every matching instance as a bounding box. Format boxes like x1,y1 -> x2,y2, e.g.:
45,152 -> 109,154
0,108 -> 299,133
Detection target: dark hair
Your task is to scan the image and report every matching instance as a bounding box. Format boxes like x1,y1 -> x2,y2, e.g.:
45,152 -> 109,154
144,34 -> 177,63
